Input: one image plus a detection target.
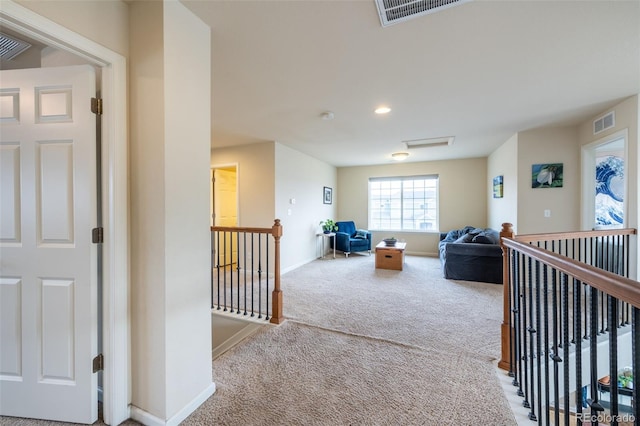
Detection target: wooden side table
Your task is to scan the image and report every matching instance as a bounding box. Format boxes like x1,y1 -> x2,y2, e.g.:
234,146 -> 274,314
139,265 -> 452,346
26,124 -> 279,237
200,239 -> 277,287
375,241 -> 406,270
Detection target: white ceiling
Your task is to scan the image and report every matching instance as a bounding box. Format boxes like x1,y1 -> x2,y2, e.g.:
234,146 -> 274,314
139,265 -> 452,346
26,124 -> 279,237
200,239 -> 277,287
185,0 -> 640,167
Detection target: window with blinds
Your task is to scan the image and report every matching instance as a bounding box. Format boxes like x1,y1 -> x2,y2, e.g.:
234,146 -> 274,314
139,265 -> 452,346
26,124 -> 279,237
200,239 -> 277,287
368,175 -> 438,231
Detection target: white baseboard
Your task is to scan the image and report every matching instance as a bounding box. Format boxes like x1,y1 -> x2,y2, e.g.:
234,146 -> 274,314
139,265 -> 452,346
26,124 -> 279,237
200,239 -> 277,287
281,257 -> 316,274
130,383 -> 216,426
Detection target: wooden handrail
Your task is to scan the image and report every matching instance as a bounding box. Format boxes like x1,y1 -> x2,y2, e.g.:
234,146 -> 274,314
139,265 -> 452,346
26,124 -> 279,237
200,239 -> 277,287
497,223 -> 638,372
513,227 -> 636,243
502,237 -> 640,309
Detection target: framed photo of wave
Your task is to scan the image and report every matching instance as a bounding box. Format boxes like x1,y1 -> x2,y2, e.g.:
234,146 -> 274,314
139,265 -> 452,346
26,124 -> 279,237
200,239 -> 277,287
595,155 -> 624,227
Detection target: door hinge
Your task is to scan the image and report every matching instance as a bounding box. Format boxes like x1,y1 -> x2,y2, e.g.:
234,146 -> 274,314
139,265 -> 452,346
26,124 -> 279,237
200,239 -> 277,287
91,97 -> 103,115
93,354 -> 104,373
92,227 -> 104,244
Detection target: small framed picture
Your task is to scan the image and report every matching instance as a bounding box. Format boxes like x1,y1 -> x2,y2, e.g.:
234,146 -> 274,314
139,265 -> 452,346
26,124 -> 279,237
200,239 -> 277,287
532,163 -> 563,188
493,175 -> 503,198
323,186 -> 332,204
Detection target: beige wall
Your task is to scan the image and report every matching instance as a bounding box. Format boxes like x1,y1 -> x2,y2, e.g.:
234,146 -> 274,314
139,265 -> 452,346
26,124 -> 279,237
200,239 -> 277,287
337,158 -> 488,256
275,143 -> 337,270
488,133 -> 518,231
15,0 -> 129,57
163,1 -> 213,418
129,0 -> 165,416
130,0 -> 213,421
211,142 -> 276,228
517,126 -> 580,234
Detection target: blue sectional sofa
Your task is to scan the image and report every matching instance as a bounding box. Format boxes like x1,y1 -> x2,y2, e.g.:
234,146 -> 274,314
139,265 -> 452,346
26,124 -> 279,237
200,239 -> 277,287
438,226 -> 503,284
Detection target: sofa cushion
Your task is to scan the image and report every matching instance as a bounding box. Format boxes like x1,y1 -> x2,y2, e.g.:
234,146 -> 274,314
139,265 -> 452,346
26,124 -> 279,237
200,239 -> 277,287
355,229 -> 368,239
472,234 -> 493,244
454,233 -> 474,244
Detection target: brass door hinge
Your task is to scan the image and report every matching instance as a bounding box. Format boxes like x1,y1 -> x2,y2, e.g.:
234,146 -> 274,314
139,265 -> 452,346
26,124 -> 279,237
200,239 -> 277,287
91,97 -> 103,115
93,354 -> 104,373
92,227 -> 104,244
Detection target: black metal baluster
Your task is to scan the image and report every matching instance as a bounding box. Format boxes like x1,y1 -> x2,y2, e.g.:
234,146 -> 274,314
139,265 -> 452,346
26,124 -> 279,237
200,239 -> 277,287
214,231 -> 215,309
243,232 -> 248,316
235,232 -> 240,314
257,234 -> 263,318
228,231 -> 234,312
508,248 -> 516,380
632,307 -> 640,423
529,260 -> 544,421
551,267 -> 561,426
587,286 -> 604,415
216,230 -> 221,311
608,295 -> 619,425
522,256 -> 531,412
251,233 -> 255,317
574,278 -> 583,425
543,264 -> 551,425
561,273 -> 570,426
513,252 -> 524,398
266,234 -> 270,321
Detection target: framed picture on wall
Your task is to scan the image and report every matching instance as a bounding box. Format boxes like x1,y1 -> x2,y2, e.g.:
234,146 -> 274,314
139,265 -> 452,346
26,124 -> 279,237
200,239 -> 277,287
323,186 -> 332,204
493,175 -> 504,198
532,163 -> 563,188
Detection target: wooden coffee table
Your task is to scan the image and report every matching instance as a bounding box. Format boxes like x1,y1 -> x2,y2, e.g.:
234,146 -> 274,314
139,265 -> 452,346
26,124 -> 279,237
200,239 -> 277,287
375,241 -> 406,271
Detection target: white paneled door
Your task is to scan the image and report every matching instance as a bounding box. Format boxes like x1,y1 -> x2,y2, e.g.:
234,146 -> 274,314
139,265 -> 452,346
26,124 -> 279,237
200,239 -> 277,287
0,65 -> 98,423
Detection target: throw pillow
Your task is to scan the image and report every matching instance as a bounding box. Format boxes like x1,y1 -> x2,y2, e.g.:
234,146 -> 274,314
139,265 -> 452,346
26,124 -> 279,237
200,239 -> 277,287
454,233 -> 474,244
355,229 -> 368,239
472,234 -> 493,244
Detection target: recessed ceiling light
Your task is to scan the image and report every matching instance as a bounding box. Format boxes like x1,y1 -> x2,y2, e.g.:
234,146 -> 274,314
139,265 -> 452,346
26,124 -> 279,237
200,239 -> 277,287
391,152 -> 409,161
375,106 -> 391,114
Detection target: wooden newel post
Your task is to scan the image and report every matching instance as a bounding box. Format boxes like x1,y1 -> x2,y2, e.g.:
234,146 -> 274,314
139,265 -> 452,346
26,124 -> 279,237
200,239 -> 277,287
498,222 -> 514,371
270,219 -> 285,324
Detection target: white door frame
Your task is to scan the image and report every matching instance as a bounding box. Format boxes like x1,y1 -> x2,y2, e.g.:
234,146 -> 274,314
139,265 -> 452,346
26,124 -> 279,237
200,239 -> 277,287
580,128 -> 628,230
0,2 -> 129,425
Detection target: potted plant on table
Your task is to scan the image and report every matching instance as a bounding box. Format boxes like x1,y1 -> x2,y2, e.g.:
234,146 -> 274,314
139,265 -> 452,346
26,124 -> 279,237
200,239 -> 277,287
320,219 -> 338,234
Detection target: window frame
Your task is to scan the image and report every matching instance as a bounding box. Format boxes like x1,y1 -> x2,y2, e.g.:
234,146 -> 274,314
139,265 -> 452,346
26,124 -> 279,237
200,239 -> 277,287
368,174 -> 439,232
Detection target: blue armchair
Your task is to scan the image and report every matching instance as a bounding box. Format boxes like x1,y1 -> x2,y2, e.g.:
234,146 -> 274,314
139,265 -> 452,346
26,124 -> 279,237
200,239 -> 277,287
331,221 -> 372,257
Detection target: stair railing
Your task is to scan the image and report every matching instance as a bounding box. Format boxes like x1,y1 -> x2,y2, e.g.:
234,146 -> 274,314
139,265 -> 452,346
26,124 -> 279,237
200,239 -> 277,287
210,219 -> 284,324
499,224 -> 638,425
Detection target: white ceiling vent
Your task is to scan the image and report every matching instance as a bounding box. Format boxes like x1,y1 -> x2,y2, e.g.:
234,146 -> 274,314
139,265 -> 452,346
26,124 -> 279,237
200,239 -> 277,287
593,111 -> 615,135
0,32 -> 32,60
375,0 -> 470,27
403,136 -> 454,149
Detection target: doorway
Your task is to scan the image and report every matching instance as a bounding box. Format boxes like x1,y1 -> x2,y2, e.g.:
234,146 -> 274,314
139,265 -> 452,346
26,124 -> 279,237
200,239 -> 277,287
581,129 -> 627,230
211,165 -> 238,266
0,3 -> 129,424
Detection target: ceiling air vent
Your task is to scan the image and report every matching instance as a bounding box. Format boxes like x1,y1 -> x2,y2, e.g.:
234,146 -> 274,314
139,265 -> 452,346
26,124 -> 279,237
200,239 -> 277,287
375,0 -> 470,27
0,32 -> 32,60
404,136 -> 454,149
593,111 -> 615,135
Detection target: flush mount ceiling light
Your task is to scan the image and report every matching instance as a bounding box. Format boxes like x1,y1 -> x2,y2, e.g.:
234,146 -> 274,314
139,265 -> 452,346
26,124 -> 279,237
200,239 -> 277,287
391,152 -> 409,161
320,111 -> 335,120
375,106 -> 391,114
